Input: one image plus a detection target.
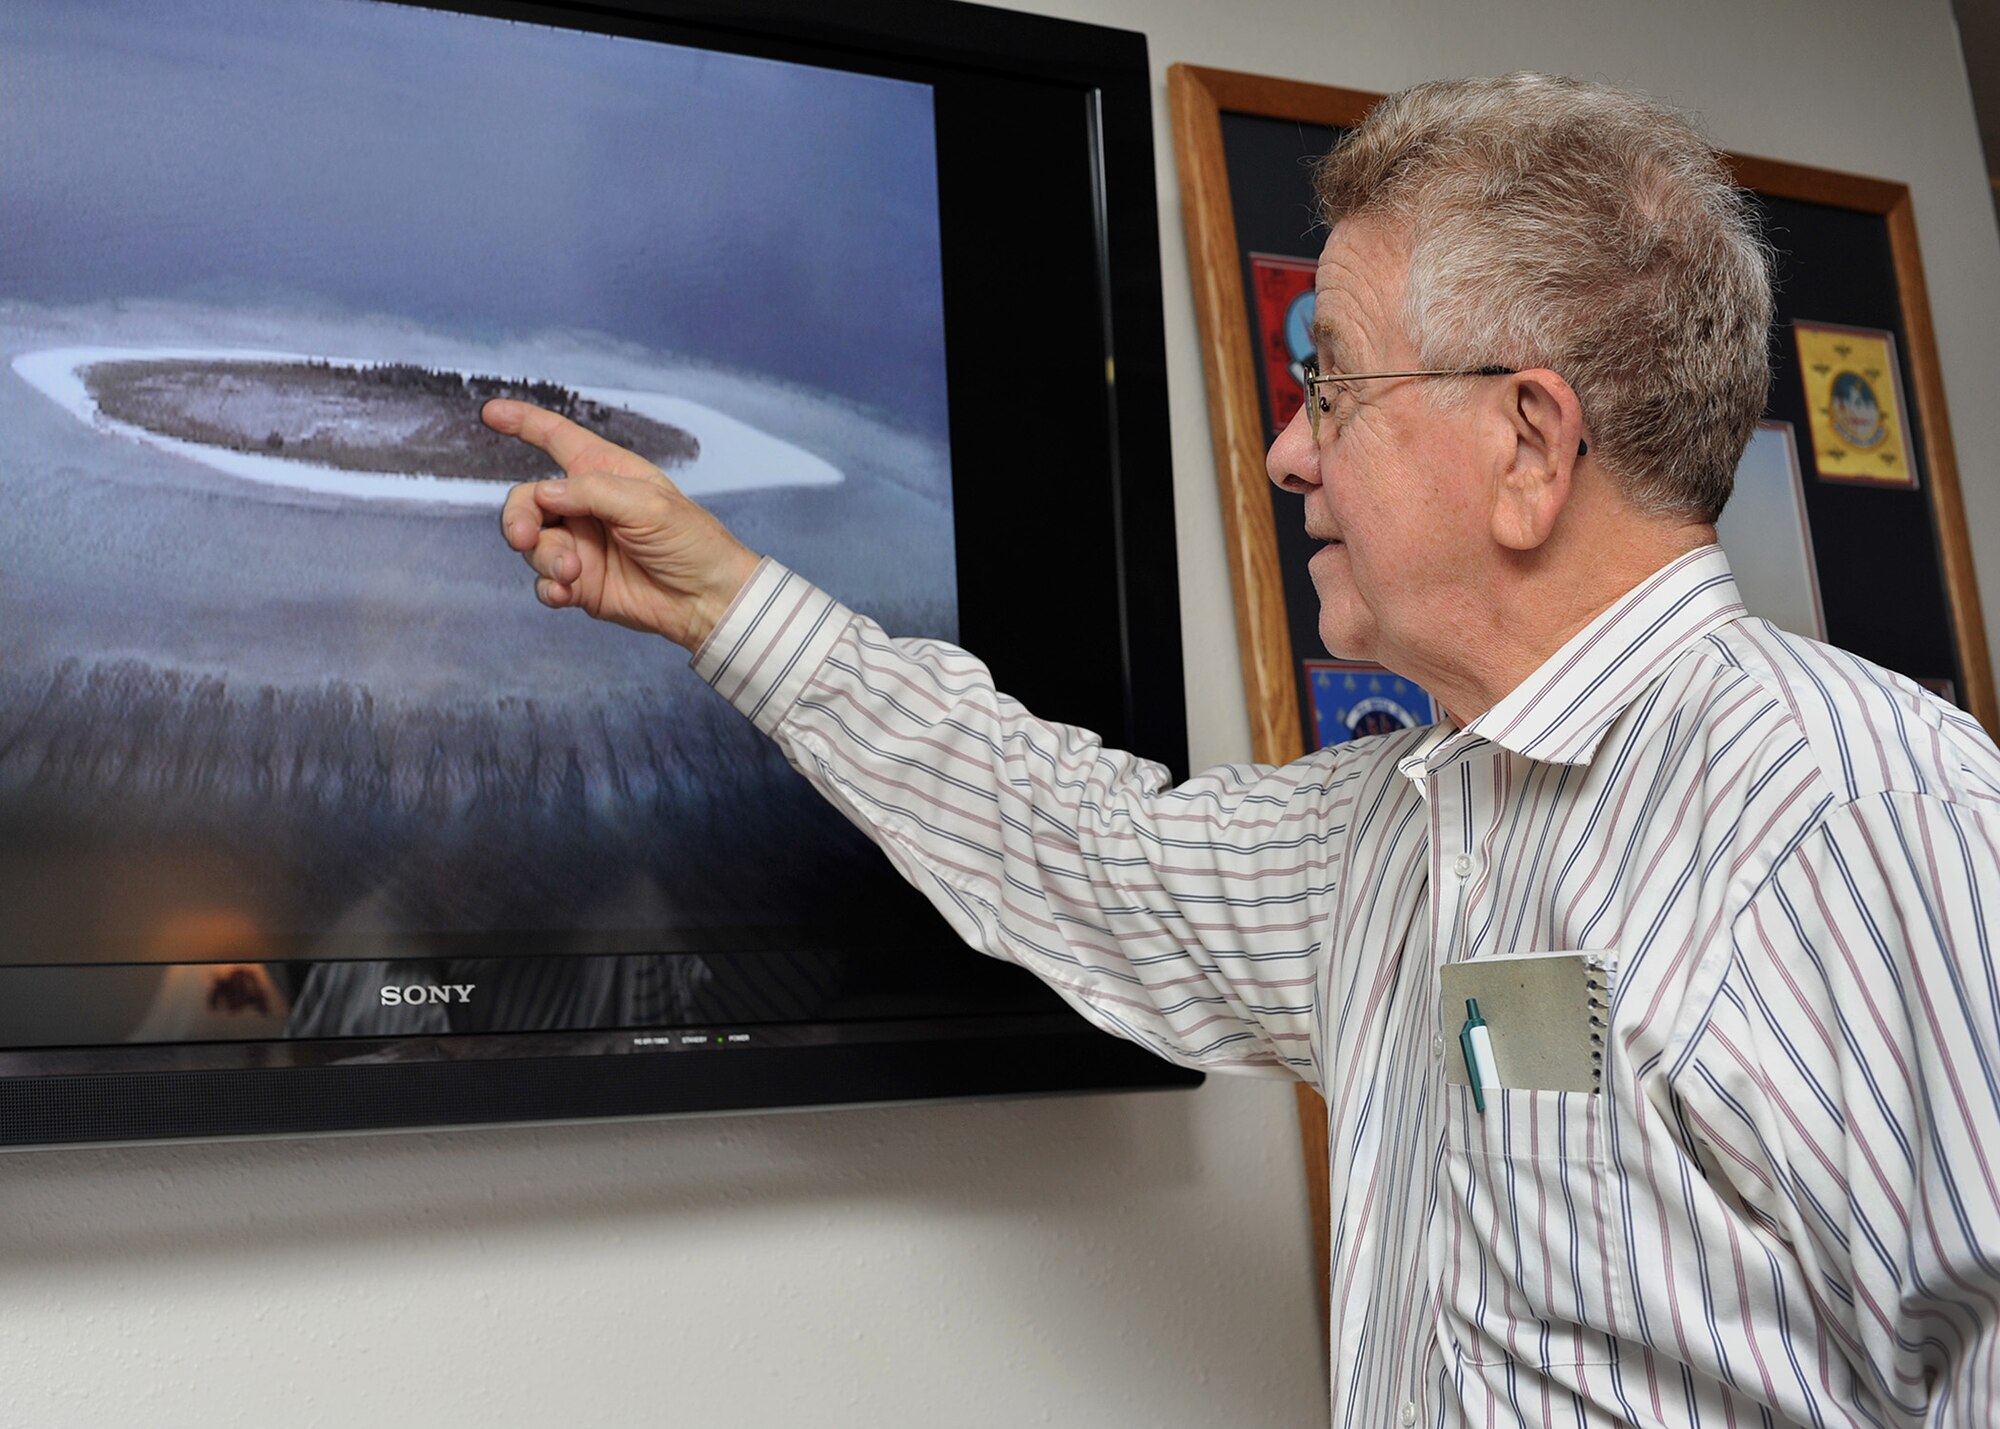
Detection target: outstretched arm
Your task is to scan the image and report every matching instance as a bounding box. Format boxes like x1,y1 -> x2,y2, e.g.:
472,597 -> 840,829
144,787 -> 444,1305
485,400 -> 1333,1082
485,398 -> 760,648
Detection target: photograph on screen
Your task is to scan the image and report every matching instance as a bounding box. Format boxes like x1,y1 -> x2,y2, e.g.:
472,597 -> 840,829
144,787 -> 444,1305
1715,419 -> 1826,641
0,0 -> 960,1006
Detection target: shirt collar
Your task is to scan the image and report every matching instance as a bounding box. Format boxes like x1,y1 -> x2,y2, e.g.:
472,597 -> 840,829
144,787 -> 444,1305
1403,545 -> 1747,779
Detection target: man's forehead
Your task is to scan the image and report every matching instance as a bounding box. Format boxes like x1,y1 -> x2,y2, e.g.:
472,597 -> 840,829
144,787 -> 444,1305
1309,266 -> 1363,369
1309,235 -> 1357,365
1311,221 -> 1405,366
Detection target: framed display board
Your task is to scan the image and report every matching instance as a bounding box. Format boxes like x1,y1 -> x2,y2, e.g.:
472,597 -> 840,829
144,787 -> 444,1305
1167,61 -> 1995,1317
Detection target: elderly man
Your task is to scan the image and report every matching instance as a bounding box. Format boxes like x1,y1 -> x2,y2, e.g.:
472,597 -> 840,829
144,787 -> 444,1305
491,73 -> 2000,1429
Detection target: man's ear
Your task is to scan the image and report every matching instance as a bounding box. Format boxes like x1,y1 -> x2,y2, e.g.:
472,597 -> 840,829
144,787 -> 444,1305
1488,368 -> 1586,552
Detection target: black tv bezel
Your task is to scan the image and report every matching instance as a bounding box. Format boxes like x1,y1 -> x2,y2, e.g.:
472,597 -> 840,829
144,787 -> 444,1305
0,0 -> 1197,1150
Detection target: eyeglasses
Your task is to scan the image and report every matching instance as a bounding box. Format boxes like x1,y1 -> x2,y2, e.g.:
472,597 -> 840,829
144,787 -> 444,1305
1299,354 -> 1515,442
1298,356 -> 1588,456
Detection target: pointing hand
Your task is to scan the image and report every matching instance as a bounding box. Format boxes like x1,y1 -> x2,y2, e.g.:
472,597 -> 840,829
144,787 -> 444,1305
486,399 -> 762,649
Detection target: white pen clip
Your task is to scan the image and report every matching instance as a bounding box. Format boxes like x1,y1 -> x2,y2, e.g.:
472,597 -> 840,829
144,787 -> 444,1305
1459,997 -> 1500,1113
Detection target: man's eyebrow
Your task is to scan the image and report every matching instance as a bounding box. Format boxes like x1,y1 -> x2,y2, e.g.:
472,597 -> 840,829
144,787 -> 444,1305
1307,314 -> 1351,371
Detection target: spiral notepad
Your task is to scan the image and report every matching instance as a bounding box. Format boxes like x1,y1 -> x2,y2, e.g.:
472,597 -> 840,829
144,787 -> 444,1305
1440,950 -> 1616,1094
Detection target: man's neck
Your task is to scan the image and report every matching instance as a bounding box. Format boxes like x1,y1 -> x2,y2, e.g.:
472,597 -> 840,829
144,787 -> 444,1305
1421,523 -> 1718,729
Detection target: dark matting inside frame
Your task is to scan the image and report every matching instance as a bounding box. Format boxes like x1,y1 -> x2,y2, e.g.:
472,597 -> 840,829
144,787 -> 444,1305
1758,193 -> 1953,678
1169,60 -> 1995,1329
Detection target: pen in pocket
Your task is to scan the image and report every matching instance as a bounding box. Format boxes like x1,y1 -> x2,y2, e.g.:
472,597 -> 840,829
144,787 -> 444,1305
1460,998 -> 1500,1113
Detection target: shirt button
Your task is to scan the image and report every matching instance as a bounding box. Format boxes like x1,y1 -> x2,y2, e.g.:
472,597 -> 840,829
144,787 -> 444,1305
1430,1036 -> 1445,1059
1401,1403 -> 1418,1426
1452,854 -> 1471,878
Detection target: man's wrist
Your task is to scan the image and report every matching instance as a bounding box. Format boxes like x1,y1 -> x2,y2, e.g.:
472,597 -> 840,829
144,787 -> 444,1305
680,546 -> 764,651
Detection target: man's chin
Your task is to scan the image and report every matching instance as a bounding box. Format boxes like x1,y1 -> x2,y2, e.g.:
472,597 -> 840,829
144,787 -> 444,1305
1309,556 -> 1382,660
1316,619 -> 1376,665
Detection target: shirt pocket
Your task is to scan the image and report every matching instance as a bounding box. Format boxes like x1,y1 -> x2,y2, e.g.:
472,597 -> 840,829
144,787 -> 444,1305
1438,1082 -> 1634,1368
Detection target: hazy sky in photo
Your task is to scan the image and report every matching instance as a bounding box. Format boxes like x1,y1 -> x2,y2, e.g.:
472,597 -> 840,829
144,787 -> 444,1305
1,0 -> 949,435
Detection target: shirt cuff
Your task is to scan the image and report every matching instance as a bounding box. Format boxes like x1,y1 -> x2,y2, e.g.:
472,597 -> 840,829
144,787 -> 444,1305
690,557 -> 855,737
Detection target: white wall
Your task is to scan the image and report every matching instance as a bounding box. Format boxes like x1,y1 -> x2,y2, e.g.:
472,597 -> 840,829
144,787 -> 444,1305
10,3 -> 1999,1427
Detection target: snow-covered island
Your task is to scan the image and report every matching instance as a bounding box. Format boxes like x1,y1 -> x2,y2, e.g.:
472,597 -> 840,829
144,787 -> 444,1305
83,357 -> 700,482
11,345 -> 844,506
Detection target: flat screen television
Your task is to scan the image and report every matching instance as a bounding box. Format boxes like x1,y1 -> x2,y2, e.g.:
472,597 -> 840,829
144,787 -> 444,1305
0,0 -> 1197,1148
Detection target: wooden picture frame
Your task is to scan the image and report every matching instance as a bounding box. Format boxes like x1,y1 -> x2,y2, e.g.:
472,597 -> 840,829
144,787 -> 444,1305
1166,61 -> 1996,1322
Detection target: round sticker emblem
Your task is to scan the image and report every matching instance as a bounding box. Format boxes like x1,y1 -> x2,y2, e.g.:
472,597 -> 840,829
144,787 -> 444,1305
1344,695 -> 1425,739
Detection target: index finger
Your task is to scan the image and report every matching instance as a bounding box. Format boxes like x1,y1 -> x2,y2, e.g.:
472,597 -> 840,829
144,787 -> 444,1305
482,399 -> 663,482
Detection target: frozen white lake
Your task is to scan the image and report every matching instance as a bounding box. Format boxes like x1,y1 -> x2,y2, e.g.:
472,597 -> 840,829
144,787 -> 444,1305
12,344 -> 843,507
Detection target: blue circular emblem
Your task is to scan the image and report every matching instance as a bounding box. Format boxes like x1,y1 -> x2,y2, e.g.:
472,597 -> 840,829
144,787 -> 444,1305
1284,291 -> 1315,366
1344,695 -> 1423,739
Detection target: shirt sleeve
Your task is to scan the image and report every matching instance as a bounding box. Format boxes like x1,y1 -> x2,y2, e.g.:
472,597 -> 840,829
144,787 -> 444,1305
691,559 -> 1333,1083
1675,790 -> 2000,1426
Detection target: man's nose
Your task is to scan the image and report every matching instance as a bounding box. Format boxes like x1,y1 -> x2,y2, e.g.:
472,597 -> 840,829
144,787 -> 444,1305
1266,398 -> 1319,494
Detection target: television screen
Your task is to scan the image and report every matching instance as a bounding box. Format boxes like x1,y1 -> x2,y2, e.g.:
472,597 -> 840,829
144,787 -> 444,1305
0,0 -> 1195,1147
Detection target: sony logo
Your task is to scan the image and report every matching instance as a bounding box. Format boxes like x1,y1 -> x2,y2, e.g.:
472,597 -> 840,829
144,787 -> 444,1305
379,984 -> 477,1006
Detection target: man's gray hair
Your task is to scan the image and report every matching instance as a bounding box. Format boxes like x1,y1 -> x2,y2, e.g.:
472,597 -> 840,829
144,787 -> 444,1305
1314,73 -> 1772,522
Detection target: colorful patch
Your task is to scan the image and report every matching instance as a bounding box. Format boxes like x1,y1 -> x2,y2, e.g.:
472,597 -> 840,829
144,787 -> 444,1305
1305,661 -> 1440,747
1794,320 -> 1917,488
1249,253 -> 1317,436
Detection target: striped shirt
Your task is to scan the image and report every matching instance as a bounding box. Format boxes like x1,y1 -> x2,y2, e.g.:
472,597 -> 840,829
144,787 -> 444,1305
694,544 -> 2000,1428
